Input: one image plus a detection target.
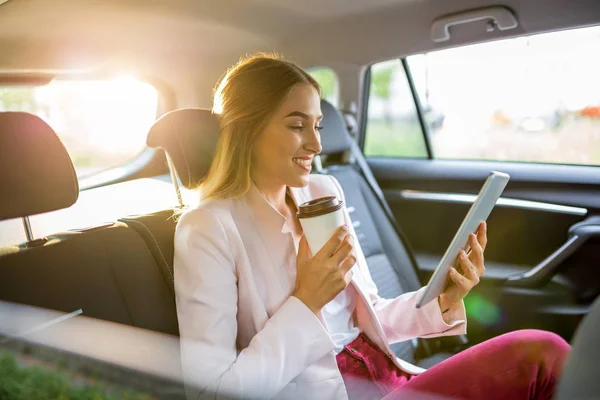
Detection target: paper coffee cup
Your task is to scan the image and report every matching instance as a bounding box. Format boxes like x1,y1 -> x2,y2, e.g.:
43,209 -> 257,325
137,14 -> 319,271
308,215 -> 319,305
297,196 -> 346,256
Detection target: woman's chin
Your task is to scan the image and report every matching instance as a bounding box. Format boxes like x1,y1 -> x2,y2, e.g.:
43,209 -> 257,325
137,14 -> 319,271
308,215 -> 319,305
288,173 -> 311,188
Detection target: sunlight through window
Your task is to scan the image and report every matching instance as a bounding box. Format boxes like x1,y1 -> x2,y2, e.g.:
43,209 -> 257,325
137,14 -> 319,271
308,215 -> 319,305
0,76 -> 159,178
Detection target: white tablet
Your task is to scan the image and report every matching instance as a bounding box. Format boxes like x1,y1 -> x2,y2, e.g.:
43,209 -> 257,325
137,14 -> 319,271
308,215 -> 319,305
415,171 -> 510,309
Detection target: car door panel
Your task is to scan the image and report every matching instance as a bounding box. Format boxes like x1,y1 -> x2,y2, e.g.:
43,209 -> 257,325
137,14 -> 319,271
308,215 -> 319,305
367,157 -> 600,342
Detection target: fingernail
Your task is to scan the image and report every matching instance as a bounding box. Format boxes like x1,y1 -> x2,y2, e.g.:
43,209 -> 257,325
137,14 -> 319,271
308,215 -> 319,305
461,250 -> 466,258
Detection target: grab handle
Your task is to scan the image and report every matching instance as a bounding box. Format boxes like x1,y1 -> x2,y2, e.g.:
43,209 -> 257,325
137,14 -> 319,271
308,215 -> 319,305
431,6 -> 518,42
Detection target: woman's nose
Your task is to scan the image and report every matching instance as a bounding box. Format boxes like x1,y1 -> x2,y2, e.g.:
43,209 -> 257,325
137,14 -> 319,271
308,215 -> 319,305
305,128 -> 322,154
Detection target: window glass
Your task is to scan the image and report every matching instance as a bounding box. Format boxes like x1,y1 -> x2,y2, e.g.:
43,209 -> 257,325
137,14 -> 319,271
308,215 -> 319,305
364,59 -> 428,158
407,25 -> 600,165
0,77 -> 159,178
308,67 -> 339,107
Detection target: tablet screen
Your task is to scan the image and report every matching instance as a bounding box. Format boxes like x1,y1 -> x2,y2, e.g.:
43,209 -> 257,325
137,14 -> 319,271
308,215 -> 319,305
416,171 -> 510,308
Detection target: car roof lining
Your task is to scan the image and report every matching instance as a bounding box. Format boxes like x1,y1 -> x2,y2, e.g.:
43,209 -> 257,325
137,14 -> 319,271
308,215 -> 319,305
1,0 -> 598,66
0,0 -> 598,106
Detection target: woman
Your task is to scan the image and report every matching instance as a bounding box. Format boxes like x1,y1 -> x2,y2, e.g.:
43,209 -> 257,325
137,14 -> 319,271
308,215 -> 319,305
174,54 -> 570,400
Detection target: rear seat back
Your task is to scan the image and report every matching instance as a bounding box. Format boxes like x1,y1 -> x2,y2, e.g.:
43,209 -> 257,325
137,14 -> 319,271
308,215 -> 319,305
0,112 -> 178,336
120,108 -> 221,293
0,223 -> 178,334
120,210 -> 179,298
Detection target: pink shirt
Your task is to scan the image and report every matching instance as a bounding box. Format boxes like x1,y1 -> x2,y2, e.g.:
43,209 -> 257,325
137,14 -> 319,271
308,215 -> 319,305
174,174 -> 467,400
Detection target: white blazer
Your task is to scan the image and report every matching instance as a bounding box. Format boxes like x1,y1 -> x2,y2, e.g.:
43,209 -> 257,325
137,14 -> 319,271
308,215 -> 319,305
174,174 -> 467,400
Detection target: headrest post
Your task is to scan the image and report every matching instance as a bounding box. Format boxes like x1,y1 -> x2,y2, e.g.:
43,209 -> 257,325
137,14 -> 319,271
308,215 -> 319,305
21,216 -> 34,242
313,155 -> 324,173
165,153 -> 184,207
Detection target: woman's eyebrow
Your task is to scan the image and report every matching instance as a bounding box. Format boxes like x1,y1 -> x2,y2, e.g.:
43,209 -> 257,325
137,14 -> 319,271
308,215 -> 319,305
285,111 -> 309,119
285,111 -> 324,120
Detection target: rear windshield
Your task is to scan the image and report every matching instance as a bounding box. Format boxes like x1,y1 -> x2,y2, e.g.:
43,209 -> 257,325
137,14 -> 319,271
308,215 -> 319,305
0,77 -> 158,178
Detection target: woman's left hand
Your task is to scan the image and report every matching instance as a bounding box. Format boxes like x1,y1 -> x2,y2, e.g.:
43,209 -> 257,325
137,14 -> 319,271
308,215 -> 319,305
438,221 -> 487,313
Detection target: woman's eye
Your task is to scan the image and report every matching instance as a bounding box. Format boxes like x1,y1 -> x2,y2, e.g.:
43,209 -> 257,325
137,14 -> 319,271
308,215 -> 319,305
289,125 -> 323,132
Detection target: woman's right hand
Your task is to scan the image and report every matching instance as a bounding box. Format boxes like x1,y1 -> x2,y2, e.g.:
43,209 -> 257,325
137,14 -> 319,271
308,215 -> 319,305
293,226 -> 356,314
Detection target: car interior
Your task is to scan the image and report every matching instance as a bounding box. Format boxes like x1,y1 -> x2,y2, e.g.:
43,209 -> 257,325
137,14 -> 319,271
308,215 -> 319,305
1,0 -> 599,398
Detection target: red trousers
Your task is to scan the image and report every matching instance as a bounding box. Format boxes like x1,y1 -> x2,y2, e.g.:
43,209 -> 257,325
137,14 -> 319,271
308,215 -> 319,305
336,330 -> 570,400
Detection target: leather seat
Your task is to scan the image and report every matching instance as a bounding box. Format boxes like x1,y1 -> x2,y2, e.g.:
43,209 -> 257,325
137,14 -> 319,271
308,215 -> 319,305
556,294 -> 600,399
0,112 -> 178,336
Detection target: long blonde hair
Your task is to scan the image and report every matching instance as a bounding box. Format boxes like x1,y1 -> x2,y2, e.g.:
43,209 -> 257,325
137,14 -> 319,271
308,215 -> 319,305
199,53 -> 320,201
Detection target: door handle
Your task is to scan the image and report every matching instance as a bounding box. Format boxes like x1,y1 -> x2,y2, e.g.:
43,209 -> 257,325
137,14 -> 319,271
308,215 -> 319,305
506,217 -> 600,287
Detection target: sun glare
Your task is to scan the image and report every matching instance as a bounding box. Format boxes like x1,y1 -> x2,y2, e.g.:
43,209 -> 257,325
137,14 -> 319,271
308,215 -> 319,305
29,75 -> 159,176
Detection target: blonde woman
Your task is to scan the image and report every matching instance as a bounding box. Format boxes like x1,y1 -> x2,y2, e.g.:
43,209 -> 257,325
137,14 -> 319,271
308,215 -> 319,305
174,54 -> 570,400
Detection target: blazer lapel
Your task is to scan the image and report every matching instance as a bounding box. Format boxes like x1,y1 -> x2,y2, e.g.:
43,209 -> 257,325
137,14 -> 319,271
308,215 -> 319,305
239,186 -> 298,314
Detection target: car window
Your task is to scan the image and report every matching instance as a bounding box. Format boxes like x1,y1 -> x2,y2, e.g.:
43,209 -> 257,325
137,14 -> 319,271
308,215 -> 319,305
363,59 -> 428,158
308,67 -> 339,107
365,25 -> 600,166
0,77 -> 159,178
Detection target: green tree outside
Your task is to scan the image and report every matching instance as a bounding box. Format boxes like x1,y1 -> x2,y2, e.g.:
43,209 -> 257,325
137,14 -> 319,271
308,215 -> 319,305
308,68 -> 337,104
370,65 -> 394,100
0,87 -> 39,113
0,352 -> 153,400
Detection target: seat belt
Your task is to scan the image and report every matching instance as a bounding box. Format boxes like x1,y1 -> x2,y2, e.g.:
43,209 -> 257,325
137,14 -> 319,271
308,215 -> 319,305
347,139 -> 422,279
347,138 -> 469,356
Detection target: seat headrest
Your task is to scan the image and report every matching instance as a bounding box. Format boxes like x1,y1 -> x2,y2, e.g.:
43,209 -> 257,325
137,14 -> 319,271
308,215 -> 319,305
320,99 -> 352,156
147,102 -> 349,190
0,112 -> 79,221
146,108 -> 220,190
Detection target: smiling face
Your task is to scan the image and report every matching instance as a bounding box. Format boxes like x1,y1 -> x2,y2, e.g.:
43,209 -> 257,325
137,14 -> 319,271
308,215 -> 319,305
251,83 -> 323,189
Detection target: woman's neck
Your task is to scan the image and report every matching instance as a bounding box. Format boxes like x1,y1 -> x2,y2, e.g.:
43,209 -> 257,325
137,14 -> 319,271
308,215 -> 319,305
252,176 -> 288,216
252,175 -> 302,237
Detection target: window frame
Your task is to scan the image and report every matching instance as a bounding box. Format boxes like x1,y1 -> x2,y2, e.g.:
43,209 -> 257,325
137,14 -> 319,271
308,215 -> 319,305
401,58 -> 434,159
358,58 -> 433,159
